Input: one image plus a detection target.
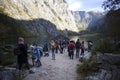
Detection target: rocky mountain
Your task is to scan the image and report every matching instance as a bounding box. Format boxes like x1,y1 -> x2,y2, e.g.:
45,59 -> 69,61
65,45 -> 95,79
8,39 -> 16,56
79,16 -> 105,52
72,11 -> 105,31
0,0 -> 78,40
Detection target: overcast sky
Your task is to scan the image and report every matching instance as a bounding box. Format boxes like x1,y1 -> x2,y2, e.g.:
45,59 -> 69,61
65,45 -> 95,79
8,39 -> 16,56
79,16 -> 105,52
65,0 -> 105,12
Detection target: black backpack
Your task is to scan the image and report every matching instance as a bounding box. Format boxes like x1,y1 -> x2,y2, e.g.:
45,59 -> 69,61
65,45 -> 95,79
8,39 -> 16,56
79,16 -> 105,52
76,42 -> 81,48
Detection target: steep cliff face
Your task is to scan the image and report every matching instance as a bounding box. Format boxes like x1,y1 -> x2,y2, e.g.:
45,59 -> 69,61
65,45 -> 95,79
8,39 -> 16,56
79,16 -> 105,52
0,0 -> 78,37
72,11 -> 104,31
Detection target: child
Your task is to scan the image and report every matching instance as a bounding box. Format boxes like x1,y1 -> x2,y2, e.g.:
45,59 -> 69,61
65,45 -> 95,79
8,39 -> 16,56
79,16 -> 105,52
34,44 -> 42,67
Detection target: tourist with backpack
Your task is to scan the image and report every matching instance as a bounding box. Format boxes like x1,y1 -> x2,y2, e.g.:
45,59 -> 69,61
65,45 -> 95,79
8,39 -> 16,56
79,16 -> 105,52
68,40 -> 75,59
14,37 -> 34,73
34,44 -> 42,67
75,39 -> 81,58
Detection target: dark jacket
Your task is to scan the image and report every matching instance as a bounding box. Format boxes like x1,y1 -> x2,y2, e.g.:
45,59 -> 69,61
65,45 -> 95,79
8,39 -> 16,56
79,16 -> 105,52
75,41 -> 81,49
43,44 -> 48,52
17,44 -> 28,63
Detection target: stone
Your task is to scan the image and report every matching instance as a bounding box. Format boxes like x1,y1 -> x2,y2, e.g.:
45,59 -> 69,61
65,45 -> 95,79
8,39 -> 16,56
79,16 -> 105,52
86,54 -> 120,80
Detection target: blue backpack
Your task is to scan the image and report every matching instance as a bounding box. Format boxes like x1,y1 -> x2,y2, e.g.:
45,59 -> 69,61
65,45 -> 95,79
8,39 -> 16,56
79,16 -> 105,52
34,47 -> 43,57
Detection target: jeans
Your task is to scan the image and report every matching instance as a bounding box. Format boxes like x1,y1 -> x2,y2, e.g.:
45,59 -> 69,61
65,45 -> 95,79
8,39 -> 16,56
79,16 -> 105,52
52,51 -> 55,60
81,49 -> 84,56
69,50 -> 74,59
76,49 -> 80,58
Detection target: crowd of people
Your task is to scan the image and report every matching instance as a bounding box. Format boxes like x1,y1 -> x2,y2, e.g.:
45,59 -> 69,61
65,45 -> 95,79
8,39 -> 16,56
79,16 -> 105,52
14,37 -> 93,73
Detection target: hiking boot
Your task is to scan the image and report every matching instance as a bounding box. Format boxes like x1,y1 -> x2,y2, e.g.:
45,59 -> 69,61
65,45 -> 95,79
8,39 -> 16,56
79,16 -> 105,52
29,70 -> 35,74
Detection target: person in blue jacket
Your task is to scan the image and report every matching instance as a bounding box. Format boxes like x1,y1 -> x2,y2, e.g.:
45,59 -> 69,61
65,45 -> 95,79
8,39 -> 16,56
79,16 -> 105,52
34,44 -> 42,67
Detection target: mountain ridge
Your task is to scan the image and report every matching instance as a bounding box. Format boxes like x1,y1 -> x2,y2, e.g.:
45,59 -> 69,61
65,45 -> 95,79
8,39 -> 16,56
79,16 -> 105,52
72,11 -> 105,31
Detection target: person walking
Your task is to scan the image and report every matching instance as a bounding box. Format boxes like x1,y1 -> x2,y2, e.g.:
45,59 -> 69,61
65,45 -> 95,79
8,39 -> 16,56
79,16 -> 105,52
80,41 -> 85,56
87,40 -> 93,52
34,44 -> 42,67
59,40 -> 63,54
43,43 -> 49,57
50,40 -> 56,60
62,40 -> 67,53
30,44 -> 36,66
68,40 -> 75,59
55,40 -> 59,54
75,39 -> 81,58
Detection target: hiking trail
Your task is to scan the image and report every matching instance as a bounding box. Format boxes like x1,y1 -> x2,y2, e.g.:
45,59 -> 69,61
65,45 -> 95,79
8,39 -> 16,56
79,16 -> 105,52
25,49 -> 90,80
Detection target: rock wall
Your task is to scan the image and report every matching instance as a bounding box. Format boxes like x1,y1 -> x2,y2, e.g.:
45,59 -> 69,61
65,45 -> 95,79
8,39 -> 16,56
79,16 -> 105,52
0,0 -> 78,37
72,11 -> 104,31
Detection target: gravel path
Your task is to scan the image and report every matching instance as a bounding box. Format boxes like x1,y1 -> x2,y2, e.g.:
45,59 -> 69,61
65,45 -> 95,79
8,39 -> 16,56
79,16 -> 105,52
24,49 -> 90,80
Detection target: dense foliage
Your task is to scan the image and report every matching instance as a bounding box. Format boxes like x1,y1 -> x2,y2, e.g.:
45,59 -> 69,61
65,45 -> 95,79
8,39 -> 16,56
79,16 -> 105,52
102,0 -> 120,11
105,9 -> 120,40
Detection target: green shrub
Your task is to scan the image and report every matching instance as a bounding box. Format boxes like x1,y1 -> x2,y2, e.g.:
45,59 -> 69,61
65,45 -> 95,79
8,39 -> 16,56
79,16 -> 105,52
77,59 -> 90,75
77,58 -> 95,73
77,58 -> 100,76
91,39 -> 116,55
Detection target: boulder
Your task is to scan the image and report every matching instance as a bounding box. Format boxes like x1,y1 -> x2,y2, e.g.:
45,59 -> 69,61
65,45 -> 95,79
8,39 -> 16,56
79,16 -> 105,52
87,53 -> 120,80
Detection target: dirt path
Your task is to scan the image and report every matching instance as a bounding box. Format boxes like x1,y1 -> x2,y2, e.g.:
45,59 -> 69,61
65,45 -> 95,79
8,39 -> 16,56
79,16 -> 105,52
24,49 -> 90,80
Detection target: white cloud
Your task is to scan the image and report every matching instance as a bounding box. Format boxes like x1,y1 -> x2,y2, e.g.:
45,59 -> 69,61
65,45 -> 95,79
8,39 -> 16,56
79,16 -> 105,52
65,0 -> 104,12
87,7 -> 104,12
67,0 -> 82,11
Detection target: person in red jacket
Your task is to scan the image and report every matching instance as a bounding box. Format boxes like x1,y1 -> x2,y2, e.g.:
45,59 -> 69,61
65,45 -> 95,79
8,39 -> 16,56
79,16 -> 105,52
68,40 -> 75,59
55,40 -> 59,54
